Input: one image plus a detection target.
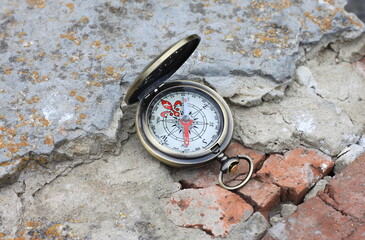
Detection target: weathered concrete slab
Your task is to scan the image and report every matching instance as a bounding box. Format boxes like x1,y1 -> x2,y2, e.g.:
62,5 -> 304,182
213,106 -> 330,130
1,0 -> 363,173
234,46 -> 365,155
0,135 -> 210,239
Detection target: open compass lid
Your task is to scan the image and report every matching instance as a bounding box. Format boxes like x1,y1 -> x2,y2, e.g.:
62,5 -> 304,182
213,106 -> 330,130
125,34 -> 201,105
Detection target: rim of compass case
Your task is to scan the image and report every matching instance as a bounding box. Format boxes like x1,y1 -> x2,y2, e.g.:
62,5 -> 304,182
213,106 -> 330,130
136,81 -> 234,168
125,34 -> 201,105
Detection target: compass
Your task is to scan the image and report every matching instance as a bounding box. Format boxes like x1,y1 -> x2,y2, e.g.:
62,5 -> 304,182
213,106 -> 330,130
124,34 -> 253,190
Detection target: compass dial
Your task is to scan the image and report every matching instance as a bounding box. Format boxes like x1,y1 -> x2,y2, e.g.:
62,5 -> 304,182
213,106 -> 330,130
147,87 -> 223,155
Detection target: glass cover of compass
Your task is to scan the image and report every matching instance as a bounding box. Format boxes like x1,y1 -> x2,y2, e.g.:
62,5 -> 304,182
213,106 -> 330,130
147,86 -> 224,155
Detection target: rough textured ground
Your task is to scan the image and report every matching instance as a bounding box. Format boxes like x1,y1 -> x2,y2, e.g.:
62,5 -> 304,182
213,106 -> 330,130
0,0 -> 365,239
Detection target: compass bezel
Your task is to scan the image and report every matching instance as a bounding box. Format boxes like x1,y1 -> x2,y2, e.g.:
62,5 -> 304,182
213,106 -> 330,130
136,80 -> 234,167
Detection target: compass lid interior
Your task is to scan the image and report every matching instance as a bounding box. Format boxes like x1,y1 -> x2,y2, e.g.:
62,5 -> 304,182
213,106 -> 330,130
124,34 -> 201,105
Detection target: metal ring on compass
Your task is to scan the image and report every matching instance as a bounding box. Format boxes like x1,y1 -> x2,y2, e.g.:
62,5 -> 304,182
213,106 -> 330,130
218,155 -> 254,191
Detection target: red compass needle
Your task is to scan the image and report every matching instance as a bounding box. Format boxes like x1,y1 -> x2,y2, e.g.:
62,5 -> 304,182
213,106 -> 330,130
180,119 -> 193,146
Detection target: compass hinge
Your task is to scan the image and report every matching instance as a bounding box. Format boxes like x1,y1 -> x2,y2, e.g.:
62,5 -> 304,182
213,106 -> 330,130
211,143 -> 221,154
144,83 -> 165,101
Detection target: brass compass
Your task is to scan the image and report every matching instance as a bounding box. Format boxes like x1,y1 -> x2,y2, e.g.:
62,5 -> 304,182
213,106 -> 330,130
125,34 -> 253,190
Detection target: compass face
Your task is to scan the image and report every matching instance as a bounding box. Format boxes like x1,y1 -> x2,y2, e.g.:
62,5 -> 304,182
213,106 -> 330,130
147,87 -> 224,155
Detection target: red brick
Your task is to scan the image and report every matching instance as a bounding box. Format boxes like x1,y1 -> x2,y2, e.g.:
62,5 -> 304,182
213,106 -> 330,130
174,161 -> 220,188
174,142 -> 265,188
320,153 -> 365,221
263,197 -> 357,240
163,186 -> 253,237
225,142 -> 266,170
237,179 -> 281,220
348,224 -> 365,240
257,148 -> 333,204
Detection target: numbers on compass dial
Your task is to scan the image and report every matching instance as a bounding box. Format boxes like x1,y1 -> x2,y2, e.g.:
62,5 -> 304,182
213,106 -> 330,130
148,89 -> 223,154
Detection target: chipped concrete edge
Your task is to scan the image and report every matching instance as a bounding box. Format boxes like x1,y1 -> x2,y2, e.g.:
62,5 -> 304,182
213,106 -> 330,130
0,107 -> 124,188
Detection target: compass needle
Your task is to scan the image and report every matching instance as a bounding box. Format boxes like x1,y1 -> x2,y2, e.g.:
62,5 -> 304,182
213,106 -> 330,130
180,118 -> 193,147
183,97 -> 189,116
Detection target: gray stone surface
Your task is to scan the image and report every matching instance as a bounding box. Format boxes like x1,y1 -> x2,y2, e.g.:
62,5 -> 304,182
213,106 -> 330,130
269,214 -> 283,227
281,203 -> 297,218
267,203 -> 298,226
229,212 -> 270,240
294,66 -> 317,89
331,34 -> 365,62
334,144 -> 365,174
359,135 -> 365,148
304,176 -> 332,201
307,49 -> 365,126
0,185 -> 23,237
234,45 -> 365,155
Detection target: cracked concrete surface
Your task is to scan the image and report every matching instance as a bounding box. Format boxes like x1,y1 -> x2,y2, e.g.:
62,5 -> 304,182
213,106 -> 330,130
1,0 -> 365,239
1,135 -> 210,239
1,0 -> 364,169
234,39 -> 365,155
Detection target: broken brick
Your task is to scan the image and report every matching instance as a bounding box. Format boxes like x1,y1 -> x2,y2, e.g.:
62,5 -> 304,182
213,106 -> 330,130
348,224 -> 365,240
237,179 -> 281,220
225,141 -> 266,170
174,161 -> 220,189
320,152 -> 365,221
263,197 -> 357,240
163,186 -> 253,237
257,148 -> 334,204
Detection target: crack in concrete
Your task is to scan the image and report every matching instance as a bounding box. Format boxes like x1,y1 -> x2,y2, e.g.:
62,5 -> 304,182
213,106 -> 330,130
0,128 -> 124,188
12,180 -> 26,237
12,180 -> 26,229
31,166 -> 72,199
164,217 -> 207,237
278,112 -> 292,126
181,223 -> 214,236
